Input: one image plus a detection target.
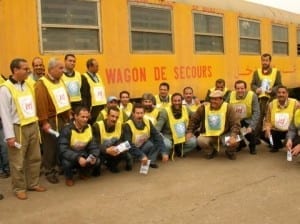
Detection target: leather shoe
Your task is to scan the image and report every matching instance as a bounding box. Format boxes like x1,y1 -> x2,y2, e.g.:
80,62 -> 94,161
225,151 -> 236,160
149,163 -> 159,168
206,150 -> 217,159
65,179 -> 74,187
0,172 -> 9,179
250,147 -> 256,155
29,185 -> 47,192
0,193 -> 3,200
16,191 -> 27,200
46,174 -> 59,184
125,164 -> 132,171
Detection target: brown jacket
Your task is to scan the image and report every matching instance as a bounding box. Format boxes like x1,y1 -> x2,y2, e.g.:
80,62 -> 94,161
187,102 -> 240,137
35,75 -> 70,125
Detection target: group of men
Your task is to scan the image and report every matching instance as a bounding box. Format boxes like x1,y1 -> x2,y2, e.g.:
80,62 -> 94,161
0,53 -> 300,201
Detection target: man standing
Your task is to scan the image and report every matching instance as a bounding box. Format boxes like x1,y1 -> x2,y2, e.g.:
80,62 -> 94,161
155,82 -> 172,109
61,54 -> 83,110
205,79 -> 231,102
141,93 -> 160,126
27,57 -> 45,88
81,58 -> 106,124
251,53 -> 282,141
186,90 -> 241,160
59,106 -> 100,186
35,58 -> 71,184
93,106 -> 132,173
263,85 -> 298,152
229,80 -> 260,154
0,58 -> 46,200
123,104 -> 167,168
156,93 -> 197,158
0,75 -> 9,179
182,86 -> 200,113
119,91 -> 133,117
96,96 -> 128,124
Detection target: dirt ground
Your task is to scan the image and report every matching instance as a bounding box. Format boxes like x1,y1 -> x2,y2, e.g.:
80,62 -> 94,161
1,143 -> 300,224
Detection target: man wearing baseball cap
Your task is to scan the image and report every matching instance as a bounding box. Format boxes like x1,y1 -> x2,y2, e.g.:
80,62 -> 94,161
186,90 -> 241,160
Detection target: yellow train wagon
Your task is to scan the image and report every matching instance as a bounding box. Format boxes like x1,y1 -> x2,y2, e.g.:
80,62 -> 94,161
1,0 -> 300,100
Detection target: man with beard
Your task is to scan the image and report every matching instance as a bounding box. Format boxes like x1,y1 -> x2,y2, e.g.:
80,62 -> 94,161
155,93 -> 197,159
186,90 -> 241,160
263,85 -> 299,152
229,80 -> 260,154
251,53 -> 282,143
93,106 -> 132,173
61,54 -> 83,111
123,103 -> 167,168
141,93 -> 160,126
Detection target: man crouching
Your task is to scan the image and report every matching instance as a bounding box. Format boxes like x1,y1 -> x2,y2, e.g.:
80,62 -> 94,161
59,106 -> 100,186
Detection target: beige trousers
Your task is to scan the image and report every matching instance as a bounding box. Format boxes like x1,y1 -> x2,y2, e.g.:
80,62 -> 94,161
8,122 -> 41,193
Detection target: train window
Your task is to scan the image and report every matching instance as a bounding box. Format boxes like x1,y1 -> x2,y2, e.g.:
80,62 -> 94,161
193,13 -> 224,53
239,19 -> 260,54
297,28 -> 300,56
272,25 -> 288,55
39,0 -> 101,53
129,5 -> 173,52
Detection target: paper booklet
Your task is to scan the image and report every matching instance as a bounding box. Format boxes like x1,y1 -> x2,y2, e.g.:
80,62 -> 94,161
140,160 -> 151,175
116,141 -> 131,153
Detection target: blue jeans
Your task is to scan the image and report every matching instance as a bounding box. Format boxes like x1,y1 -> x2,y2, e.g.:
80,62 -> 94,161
163,136 -> 197,155
139,141 -> 159,164
0,128 -> 9,172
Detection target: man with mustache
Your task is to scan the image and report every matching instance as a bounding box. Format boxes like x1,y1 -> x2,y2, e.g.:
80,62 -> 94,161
156,93 -> 197,159
263,85 -> 299,152
93,106 -> 132,173
123,103 -> 166,168
186,90 -> 241,160
251,53 -> 282,143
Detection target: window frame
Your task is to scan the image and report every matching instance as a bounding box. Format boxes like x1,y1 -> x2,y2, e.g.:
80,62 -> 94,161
238,18 -> 261,55
272,24 -> 289,55
297,27 -> 300,56
128,3 -> 174,54
192,11 -> 224,54
37,0 -> 102,54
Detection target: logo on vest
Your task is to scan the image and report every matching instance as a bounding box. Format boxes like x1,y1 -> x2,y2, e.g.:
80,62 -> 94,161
208,114 -> 221,130
174,122 -> 186,138
66,81 -> 80,96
